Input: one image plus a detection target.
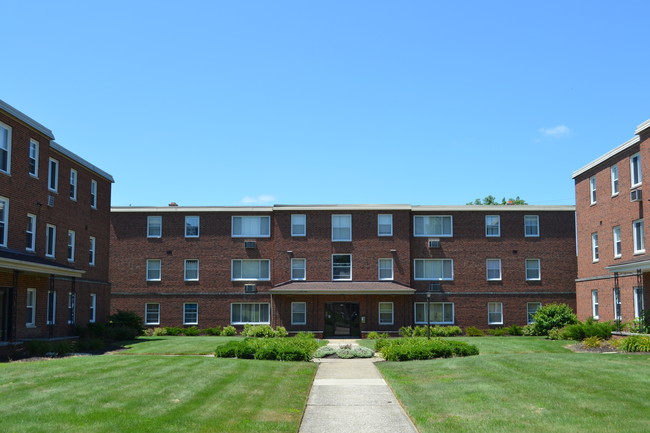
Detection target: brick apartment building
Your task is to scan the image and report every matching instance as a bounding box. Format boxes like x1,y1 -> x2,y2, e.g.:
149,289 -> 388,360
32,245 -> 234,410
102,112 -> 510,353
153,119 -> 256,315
0,100 -> 113,352
573,118 -> 650,323
110,204 -> 576,337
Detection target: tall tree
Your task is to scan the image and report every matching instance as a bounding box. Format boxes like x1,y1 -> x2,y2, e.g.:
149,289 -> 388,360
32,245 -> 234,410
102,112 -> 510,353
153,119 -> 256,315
467,196 -> 528,205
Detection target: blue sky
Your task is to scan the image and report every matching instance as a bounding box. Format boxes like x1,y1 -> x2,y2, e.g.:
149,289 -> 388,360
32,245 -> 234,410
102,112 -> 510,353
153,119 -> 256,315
2,1 -> 649,206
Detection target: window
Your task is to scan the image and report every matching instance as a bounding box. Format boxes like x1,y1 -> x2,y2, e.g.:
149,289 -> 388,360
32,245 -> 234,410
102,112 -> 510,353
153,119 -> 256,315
415,302 -> 454,324
633,220 -> 645,254
146,259 -> 162,281
527,302 -> 542,324
291,214 -> 306,236
378,302 -> 394,325
524,215 -> 539,237
332,214 -> 352,241
591,289 -> 599,319
90,179 -> 97,208
525,259 -> 541,281
378,214 -> 393,236
231,259 -> 270,280
26,288 -> 36,327
145,303 -> 160,325
591,233 -> 599,262
291,258 -> 306,280
414,259 -> 453,280
611,164 -> 619,195
29,139 -> 38,177
613,226 -> 622,258
613,288 -> 621,321
378,258 -> 394,280
89,236 -> 96,265
184,259 -> 199,281
184,216 -> 199,237
231,303 -> 270,324
47,291 -> 56,325
485,215 -> 500,237
0,197 -> 8,247
488,302 -> 503,325
67,230 -> 75,262
45,224 -> 56,257
147,216 -> 162,238
183,303 -> 198,325
232,216 -> 270,237
414,215 -> 453,237
26,214 -> 36,251
486,259 -> 502,281
589,176 -> 597,204
67,292 -> 76,325
332,254 -> 352,280
69,169 -> 77,200
89,293 -> 96,323
0,121 -> 11,174
631,153 -> 642,187
291,302 -> 306,325
634,287 -> 644,319
48,158 -> 59,192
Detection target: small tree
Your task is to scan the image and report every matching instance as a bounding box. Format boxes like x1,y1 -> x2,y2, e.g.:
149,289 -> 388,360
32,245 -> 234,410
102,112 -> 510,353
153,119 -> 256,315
529,303 -> 578,336
108,310 -> 144,336
467,195 -> 528,205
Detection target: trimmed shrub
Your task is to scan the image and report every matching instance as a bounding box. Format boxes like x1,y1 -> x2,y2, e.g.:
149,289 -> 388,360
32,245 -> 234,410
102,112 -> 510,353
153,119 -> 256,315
505,325 -> 523,336
379,338 -> 479,361
487,328 -> 508,336
151,327 -> 167,336
222,326 -> 237,336
337,347 -> 374,359
182,326 -> 200,336
399,326 -> 414,337
241,324 -> 290,338
214,337 -> 320,361
313,346 -> 337,358
529,303 -> 578,336
108,310 -> 144,336
560,319 -> 613,341
215,341 -> 241,358
104,325 -> 139,341
618,335 -> 650,352
164,327 -> 184,336
465,326 -> 485,337
374,338 -> 390,352
203,326 -> 222,336
274,326 -> 288,337
295,332 -> 315,339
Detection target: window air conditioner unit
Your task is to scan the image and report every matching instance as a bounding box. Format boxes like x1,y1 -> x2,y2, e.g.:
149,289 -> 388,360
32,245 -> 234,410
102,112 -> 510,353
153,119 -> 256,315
631,189 -> 643,202
429,283 -> 442,292
244,284 -> 257,293
244,241 -> 257,249
428,238 -> 440,248
47,195 -> 55,207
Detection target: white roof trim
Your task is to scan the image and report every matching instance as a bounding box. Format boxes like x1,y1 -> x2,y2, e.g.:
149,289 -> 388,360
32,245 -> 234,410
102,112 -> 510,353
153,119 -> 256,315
572,136 -> 640,179
50,142 -> 114,183
0,257 -> 85,278
635,118 -> 650,135
0,99 -> 54,139
112,204 -> 575,212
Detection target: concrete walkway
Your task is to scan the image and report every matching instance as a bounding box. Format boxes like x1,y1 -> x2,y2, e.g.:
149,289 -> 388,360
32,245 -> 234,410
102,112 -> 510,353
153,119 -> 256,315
299,340 -> 418,433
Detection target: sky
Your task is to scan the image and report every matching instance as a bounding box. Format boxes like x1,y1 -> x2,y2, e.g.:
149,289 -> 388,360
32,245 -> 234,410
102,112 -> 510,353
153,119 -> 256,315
2,1 -> 650,207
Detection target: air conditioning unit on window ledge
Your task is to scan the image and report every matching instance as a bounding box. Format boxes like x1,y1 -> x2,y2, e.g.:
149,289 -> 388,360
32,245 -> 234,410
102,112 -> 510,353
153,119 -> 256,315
244,241 -> 257,249
244,284 -> 257,293
631,189 -> 643,202
428,238 -> 440,248
47,195 -> 55,207
429,283 -> 442,292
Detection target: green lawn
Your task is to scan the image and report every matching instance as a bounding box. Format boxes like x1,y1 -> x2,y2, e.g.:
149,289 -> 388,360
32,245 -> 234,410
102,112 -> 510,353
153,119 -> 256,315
118,336 -> 245,355
375,337 -> 650,433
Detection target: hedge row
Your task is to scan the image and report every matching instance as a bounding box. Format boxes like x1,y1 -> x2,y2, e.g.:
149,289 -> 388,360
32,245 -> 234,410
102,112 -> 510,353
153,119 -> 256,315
215,336 -> 321,361
377,338 -> 479,361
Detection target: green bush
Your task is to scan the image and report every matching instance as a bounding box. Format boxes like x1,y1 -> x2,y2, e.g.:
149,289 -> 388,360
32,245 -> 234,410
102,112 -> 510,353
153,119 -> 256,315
294,332 -> 315,339
367,331 -> 389,339
547,328 -> 562,340
505,325 -> 524,336
241,324 -> 290,338
202,326 -> 222,336
222,325 -> 237,336
399,326 -> 414,337
630,311 -> 650,333
215,341 -> 241,358
618,335 -> 650,352
561,318 -> 613,341
24,340 -> 77,357
108,310 -> 144,336
487,328 -> 508,336
465,326 -> 485,336
104,325 -> 139,341
164,327 -> 184,336
399,325 -> 462,338
582,336 -> 604,348
379,338 -> 479,361
313,346 -> 337,358
151,327 -> 167,336
76,338 -> 106,351
214,337 -> 320,361
374,338 -> 390,352
182,326 -> 200,336
529,303 -> 578,336
337,347 -> 374,359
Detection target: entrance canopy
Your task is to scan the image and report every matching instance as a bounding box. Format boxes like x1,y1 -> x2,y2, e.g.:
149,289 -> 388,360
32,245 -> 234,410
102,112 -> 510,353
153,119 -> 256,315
270,281 -> 415,295
605,255 -> 650,273
0,249 -> 84,278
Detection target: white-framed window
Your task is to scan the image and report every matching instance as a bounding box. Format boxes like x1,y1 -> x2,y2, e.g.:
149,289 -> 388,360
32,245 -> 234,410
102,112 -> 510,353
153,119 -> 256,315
26,288 -> 36,327
415,302 -> 454,324
332,214 -> 352,241
488,302 -> 503,325
631,153 -> 642,187
29,139 -> 38,177
291,258 -> 306,280
26,214 -> 36,252
67,292 -> 76,325
634,287 -> 644,319
633,219 -> 645,254
524,215 -> 539,237
378,302 -> 394,325
414,215 -> 453,237
613,226 -> 622,258
89,293 -> 96,323
231,259 -> 270,280
589,176 -> 597,204
145,303 -> 160,325
0,121 -> 11,174
47,290 -> 56,325
69,169 -> 77,200
378,258 -> 394,280
185,216 -> 200,237
0,197 -> 8,247
90,179 -> 97,209
378,214 -> 393,236
146,259 -> 162,281
67,230 -> 75,262
591,289 -> 599,319
486,259 -> 502,281
232,216 -> 270,237
184,259 -> 199,281
591,233 -> 599,262
485,215 -> 500,237
527,302 -> 542,324
291,302 -> 306,325
291,214 -> 306,237
48,158 -> 59,192
231,303 -> 270,324
613,288 -> 622,321
414,259 -> 453,280
332,254 -> 352,280
525,259 -> 541,281
89,236 -> 96,266
611,164 -> 619,196
147,216 -> 162,238
183,303 -> 198,325
45,224 -> 56,257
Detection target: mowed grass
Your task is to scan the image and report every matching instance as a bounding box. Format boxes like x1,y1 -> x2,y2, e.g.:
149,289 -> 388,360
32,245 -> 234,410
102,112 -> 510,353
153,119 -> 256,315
119,336 -> 245,355
375,337 -> 650,433
0,354 -> 316,433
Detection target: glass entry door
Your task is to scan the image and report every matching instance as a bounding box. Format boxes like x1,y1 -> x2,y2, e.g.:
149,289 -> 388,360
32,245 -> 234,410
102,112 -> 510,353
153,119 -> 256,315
324,302 -> 360,337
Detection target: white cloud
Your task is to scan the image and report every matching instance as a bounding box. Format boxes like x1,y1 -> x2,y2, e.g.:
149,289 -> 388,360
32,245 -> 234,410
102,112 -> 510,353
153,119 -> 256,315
538,125 -> 571,138
240,194 -> 276,204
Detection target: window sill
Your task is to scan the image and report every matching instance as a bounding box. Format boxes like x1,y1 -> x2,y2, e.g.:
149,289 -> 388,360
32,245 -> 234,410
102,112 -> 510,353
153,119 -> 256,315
26,325 -> 37,329
634,251 -> 646,256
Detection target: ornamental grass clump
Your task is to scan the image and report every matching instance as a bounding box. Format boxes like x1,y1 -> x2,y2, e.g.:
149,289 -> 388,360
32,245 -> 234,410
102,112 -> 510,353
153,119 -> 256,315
379,338 -> 479,361
617,335 -> 650,352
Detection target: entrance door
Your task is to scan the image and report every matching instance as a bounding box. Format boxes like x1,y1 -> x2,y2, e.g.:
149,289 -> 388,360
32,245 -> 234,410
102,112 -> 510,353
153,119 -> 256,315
0,288 -> 10,341
324,302 -> 360,337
